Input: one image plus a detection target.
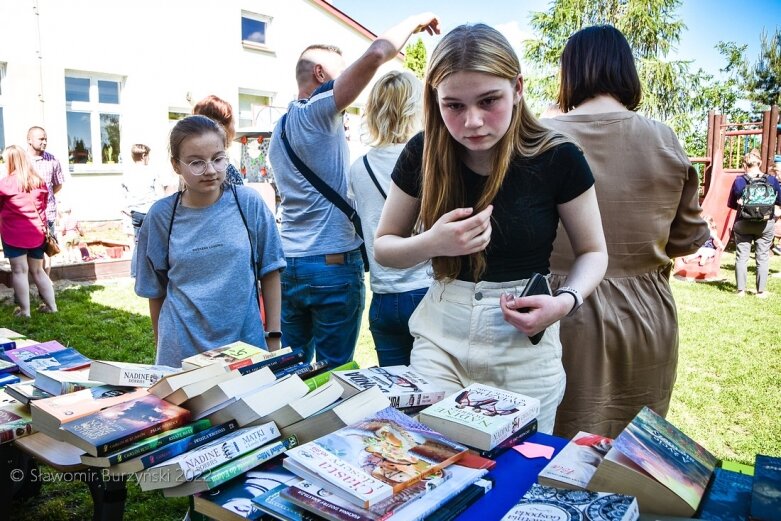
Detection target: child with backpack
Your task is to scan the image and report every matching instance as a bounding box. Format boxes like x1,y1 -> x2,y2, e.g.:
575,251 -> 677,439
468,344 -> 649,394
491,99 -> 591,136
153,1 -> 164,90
727,149 -> 781,298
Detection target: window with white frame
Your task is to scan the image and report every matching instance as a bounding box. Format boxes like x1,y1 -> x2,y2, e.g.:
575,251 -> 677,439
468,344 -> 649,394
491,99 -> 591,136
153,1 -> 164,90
64,73 -> 123,166
241,11 -> 273,51
238,91 -> 272,128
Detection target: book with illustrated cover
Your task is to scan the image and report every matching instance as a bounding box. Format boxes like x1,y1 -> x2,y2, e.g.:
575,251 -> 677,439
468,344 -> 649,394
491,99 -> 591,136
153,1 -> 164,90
138,421 -> 281,491
588,406 -> 718,517
501,483 -> 639,521
34,367 -> 105,396
697,467 -> 752,521
303,361 -> 359,392
192,462 -> 299,521
538,431 -> 613,490
284,406 -> 468,509
331,366 -> 446,409
88,361 -> 179,388
0,403 -> 34,443
4,340 -> 91,378
5,382 -> 53,405
472,418 -> 538,460
252,482 -> 305,521
750,454 -> 781,521
181,341 -> 278,371
418,383 -> 540,451
31,385 -> 149,439
163,435 -> 298,497
79,418 -> 212,468
99,420 -> 239,475
60,393 -> 191,456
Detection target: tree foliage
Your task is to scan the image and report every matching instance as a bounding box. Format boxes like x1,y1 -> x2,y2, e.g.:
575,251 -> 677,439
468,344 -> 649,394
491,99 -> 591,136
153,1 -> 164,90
745,28 -> 781,109
403,38 -> 427,80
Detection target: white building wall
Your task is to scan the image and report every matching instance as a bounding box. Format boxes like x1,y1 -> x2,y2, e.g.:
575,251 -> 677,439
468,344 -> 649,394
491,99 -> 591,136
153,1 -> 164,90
0,0 -> 402,221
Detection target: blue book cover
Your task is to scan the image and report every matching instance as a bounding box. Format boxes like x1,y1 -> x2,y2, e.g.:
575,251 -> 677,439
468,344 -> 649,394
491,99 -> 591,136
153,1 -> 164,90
750,454 -> 781,521
0,358 -> 18,375
251,482 -> 304,521
698,467 -> 752,520
0,374 -> 21,387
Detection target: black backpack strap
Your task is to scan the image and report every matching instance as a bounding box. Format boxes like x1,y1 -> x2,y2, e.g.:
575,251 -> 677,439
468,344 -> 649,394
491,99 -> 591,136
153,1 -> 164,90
362,155 -> 387,199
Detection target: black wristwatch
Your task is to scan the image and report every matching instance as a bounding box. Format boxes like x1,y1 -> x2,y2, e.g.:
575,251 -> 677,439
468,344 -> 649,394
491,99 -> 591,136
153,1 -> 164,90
264,331 -> 282,339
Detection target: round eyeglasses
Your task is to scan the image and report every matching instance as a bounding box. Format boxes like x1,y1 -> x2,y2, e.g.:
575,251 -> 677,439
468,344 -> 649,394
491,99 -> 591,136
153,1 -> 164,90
177,156 -> 230,176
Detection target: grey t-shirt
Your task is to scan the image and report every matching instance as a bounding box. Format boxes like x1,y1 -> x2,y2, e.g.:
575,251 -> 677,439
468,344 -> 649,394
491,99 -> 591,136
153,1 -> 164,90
268,81 -> 363,257
135,187 -> 286,367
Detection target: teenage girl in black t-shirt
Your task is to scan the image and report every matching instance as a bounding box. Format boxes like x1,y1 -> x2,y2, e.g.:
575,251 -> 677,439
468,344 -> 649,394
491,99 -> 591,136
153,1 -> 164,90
373,24 -> 607,434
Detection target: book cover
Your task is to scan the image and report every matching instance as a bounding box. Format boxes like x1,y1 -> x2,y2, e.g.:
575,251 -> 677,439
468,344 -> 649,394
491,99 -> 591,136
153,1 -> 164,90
588,406 -> 718,517
304,361 -> 359,392
237,347 -> 304,377
0,374 -> 20,387
181,341 -> 270,371
275,360 -> 330,380
88,360 -> 179,387
332,366 -> 446,409
284,406 -> 467,508
501,484 -> 639,521
473,418 -> 538,460
34,367 -> 105,396
281,480 -> 380,521
193,462 -> 299,521
139,421 -> 281,490
4,340 -> 91,378
538,431 -> 613,490
5,382 -> 53,405
0,337 -> 17,352
163,436 -> 298,497
697,467 -> 752,521
0,403 -> 33,443
79,418 -> 212,467
252,482 -> 305,521
419,383 -> 540,451
61,393 -> 191,456
423,477 -> 493,521
31,385 -> 149,431
0,358 -> 18,374
750,454 -> 781,521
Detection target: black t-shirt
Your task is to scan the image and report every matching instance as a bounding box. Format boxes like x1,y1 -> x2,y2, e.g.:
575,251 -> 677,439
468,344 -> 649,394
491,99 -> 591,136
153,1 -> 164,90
391,133 -> 594,282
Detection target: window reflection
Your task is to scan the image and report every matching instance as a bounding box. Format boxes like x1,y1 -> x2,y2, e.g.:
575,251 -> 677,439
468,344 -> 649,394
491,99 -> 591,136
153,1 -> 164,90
100,113 -> 120,163
67,111 -> 92,164
65,77 -> 90,102
241,17 -> 266,45
98,80 -> 119,104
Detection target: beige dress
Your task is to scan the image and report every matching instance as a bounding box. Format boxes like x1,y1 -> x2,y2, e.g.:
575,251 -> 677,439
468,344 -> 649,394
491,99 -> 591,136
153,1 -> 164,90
544,111 -> 709,439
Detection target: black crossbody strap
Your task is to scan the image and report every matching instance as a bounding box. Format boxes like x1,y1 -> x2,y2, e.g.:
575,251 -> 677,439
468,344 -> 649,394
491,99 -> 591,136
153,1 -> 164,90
279,113 -> 364,240
230,184 -> 261,312
362,155 -> 387,199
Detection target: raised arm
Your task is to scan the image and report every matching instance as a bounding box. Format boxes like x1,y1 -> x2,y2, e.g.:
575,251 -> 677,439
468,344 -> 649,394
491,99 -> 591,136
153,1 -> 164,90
332,13 -> 440,112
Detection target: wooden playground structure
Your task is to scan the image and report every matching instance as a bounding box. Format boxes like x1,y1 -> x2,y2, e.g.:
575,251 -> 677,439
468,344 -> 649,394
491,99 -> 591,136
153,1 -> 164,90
673,105 -> 781,281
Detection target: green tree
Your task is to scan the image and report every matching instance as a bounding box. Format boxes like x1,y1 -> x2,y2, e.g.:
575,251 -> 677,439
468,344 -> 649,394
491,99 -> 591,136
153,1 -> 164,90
746,28 -> 781,109
403,38 -> 427,80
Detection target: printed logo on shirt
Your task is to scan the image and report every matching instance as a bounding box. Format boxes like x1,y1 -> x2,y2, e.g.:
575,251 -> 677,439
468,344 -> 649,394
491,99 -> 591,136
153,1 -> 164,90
192,243 -> 224,252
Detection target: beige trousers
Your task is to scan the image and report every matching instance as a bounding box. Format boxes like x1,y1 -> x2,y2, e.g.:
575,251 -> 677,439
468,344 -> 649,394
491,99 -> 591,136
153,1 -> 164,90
408,278 -> 566,434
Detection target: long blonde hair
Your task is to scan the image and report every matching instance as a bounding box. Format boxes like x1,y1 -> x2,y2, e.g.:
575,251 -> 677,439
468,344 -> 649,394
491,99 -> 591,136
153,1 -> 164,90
421,24 -> 571,281
364,70 -> 422,147
3,145 -> 44,192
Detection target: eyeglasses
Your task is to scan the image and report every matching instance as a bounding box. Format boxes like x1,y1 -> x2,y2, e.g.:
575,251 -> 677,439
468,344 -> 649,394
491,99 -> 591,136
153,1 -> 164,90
177,156 -> 229,176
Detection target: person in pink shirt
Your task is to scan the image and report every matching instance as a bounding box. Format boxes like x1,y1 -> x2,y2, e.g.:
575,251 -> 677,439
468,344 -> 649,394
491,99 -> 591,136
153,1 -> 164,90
0,145 -> 58,317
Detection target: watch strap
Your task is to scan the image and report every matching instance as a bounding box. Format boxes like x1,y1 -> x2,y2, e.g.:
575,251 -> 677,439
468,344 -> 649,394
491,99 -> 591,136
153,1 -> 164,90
554,287 -> 583,317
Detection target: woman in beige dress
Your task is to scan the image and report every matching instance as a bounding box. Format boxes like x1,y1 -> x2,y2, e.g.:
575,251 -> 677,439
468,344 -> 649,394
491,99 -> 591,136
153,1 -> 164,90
543,25 -> 709,439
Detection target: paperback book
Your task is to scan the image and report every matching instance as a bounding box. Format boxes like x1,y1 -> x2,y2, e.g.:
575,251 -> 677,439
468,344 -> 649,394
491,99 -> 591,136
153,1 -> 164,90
283,406 -> 468,508
262,379 -> 344,430
88,360 -> 179,387
0,403 -> 34,443
6,382 -> 53,405
60,393 -> 191,456
34,367 -> 105,396
181,341 -> 281,371
423,478 -> 493,521
163,370 -> 238,406
148,363 -> 228,400
237,347 -> 305,377
750,454 -> 781,521
252,482 -> 305,521
208,374 -> 310,427
587,406 -> 718,517
4,340 -> 91,378
138,421 -> 281,491
538,431 -> 613,490
418,383 -> 540,451
0,358 -> 18,374
501,483 -> 639,521
331,366 -> 446,409
185,366 -> 276,419
697,467 -> 752,521
472,418 -> 538,460
0,374 -> 20,387
192,462 -> 299,521
163,435 -> 298,497
303,361 -> 359,392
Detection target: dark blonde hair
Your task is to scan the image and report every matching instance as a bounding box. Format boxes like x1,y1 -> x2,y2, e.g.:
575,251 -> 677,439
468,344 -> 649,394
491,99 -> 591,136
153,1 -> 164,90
422,23 -> 571,281
3,145 -> 44,192
192,95 -> 235,144
131,144 -> 150,162
743,149 -> 762,168
364,71 -> 422,147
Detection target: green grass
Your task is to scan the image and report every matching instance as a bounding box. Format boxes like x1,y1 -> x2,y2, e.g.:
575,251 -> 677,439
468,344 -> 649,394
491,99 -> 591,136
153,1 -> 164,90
5,252 -> 781,520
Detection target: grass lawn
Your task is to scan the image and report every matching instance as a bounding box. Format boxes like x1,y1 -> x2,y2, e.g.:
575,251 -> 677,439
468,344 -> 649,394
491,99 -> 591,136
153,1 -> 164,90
4,251 -> 781,520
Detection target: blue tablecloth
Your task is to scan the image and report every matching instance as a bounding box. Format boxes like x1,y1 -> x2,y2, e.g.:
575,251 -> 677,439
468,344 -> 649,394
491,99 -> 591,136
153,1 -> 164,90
456,432 -> 568,520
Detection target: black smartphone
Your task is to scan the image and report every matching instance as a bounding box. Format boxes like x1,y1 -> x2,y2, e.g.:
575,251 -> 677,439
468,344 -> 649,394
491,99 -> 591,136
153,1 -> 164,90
516,273 -> 551,345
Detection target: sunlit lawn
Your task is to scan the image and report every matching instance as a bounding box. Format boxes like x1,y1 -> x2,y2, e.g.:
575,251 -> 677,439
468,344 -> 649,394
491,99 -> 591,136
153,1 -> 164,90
4,250 -> 780,520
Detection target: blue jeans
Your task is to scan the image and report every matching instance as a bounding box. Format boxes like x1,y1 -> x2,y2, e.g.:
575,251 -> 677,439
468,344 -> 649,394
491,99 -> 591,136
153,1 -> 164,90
281,249 -> 365,367
369,287 -> 429,367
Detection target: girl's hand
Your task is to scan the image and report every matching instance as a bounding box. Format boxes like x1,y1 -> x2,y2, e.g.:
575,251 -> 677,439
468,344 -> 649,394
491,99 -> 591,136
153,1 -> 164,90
428,206 -> 493,258
499,292 -> 572,336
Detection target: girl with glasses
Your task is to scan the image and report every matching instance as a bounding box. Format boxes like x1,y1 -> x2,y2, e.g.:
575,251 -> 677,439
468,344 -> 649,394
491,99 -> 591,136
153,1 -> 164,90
134,115 -> 285,367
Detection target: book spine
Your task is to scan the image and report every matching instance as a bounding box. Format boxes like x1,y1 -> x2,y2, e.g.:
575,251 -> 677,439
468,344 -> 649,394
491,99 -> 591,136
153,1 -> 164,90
387,390 -> 446,409
286,486 -> 376,521
238,349 -> 304,376
474,419 -> 538,459
423,480 -> 490,521
304,361 -> 359,391
227,349 -> 289,371
98,413 -> 191,456
117,368 -> 167,387
108,419 -> 212,465
0,374 -> 21,386
274,361 -> 327,379
139,420 -> 239,468
0,421 -> 33,443
204,436 -> 297,487
291,361 -> 330,381
59,381 -> 102,394
488,405 -> 540,448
